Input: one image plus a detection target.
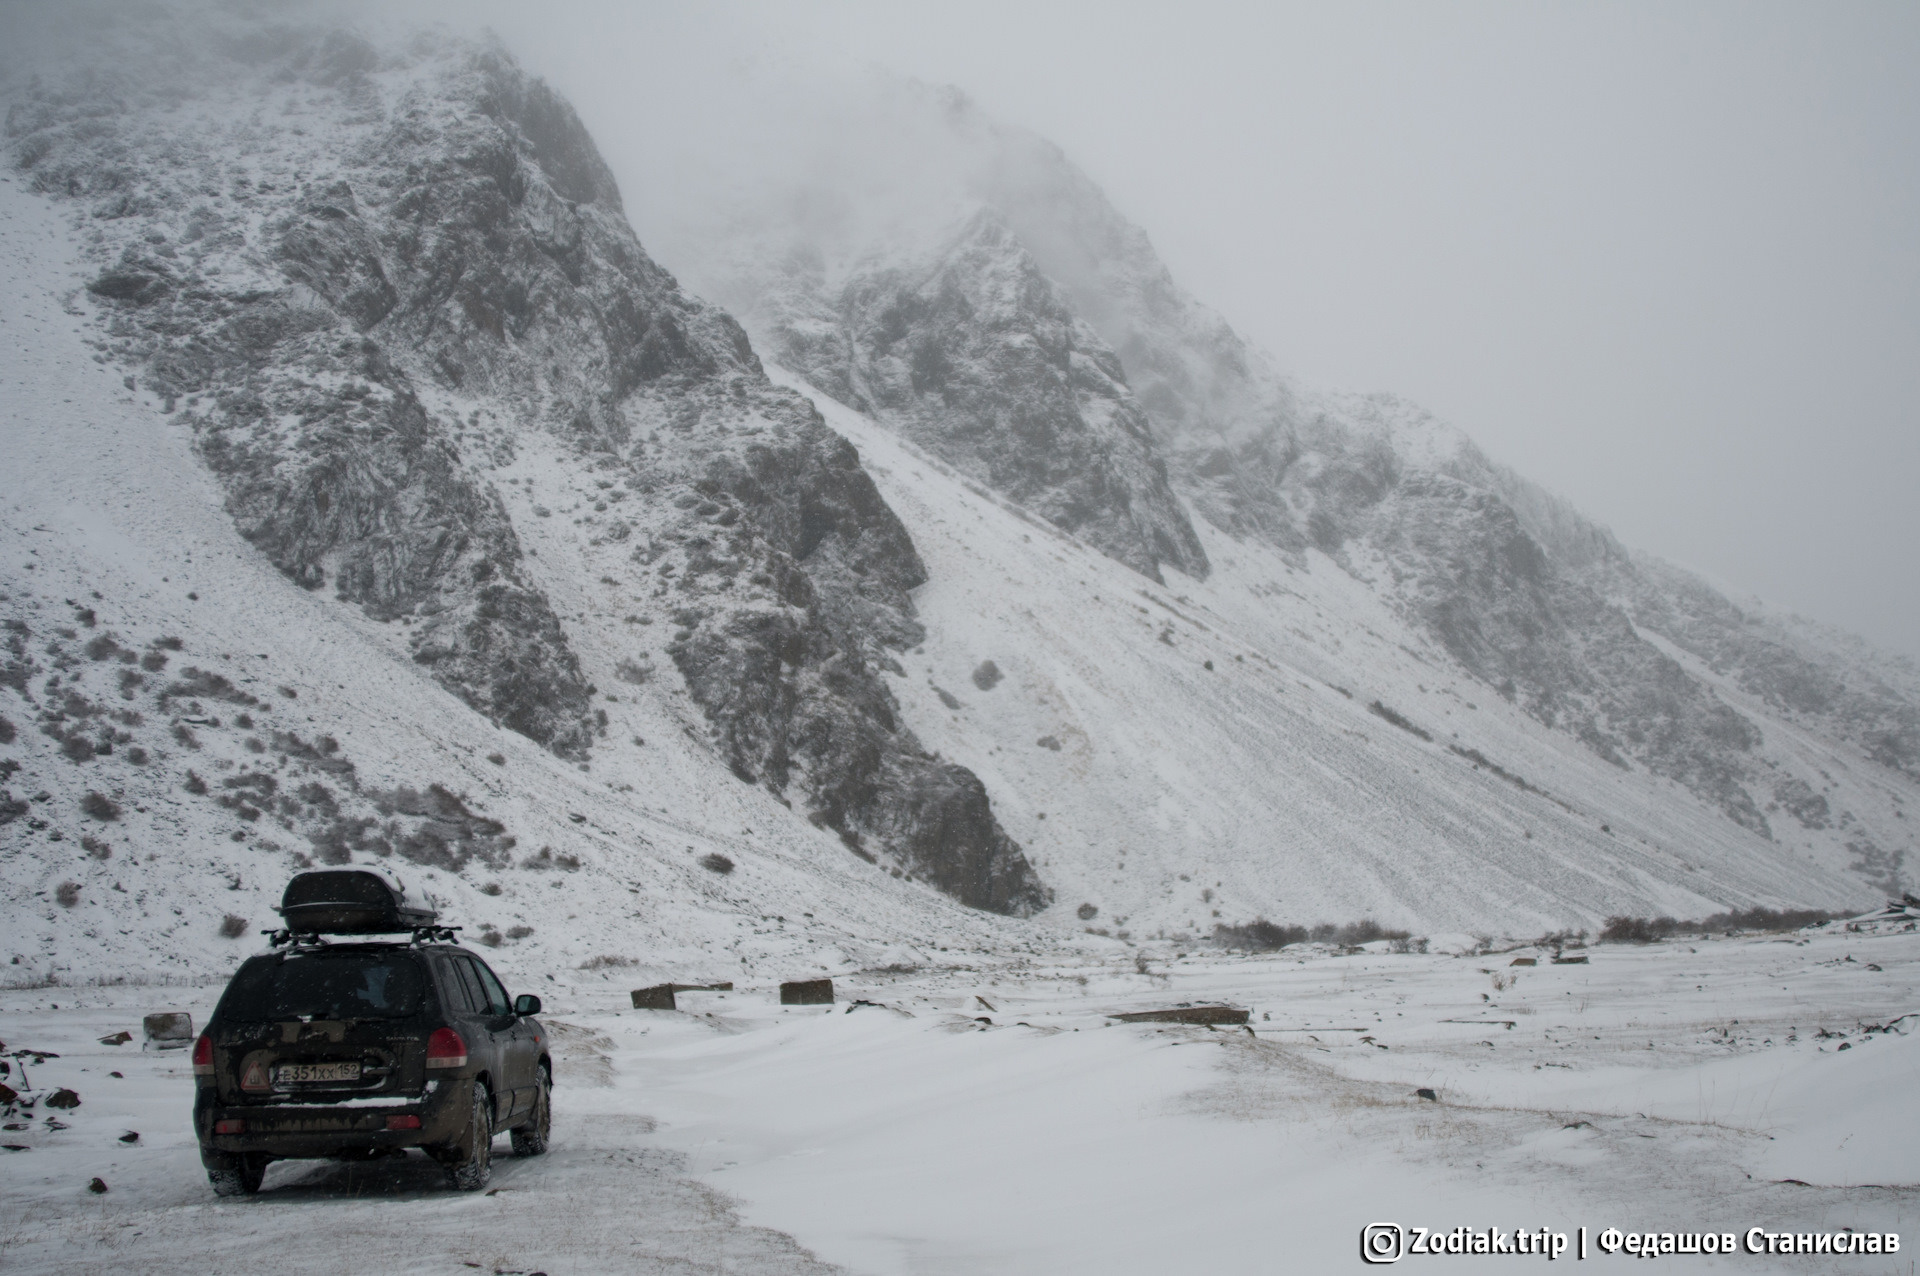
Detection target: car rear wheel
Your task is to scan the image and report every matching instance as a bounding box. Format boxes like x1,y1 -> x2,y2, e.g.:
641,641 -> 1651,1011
510,1066 -> 550,1157
445,1083 -> 493,1191
208,1152 -> 268,1197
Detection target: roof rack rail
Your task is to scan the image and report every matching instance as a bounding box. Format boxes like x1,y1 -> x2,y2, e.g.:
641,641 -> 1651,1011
263,928 -> 328,950
410,925 -> 463,945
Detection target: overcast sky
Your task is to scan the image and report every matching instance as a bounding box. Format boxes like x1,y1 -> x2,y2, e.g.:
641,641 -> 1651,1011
461,1 -> 1919,659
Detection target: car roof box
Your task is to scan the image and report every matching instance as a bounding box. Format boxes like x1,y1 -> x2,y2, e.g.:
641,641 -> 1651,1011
277,869 -> 437,934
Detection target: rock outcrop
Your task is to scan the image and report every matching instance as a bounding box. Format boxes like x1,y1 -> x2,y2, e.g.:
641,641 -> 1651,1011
747,213 -> 1207,584
5,16 -> 1047,913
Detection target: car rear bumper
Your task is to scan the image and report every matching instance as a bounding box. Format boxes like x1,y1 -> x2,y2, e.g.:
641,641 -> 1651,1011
196,1076 -> 468,1161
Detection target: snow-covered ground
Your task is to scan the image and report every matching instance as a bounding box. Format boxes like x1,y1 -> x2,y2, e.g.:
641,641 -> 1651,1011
2,925 -> 1913,1273
770,366 -> 1893,936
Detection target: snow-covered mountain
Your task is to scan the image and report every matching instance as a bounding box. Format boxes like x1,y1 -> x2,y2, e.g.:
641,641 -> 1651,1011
1,10 -> 1913,991
636,74 -> 1918,910
737,208 -> 1207,585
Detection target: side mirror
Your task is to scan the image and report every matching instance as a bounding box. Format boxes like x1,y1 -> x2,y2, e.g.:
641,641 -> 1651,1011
513,994 -> 541,1017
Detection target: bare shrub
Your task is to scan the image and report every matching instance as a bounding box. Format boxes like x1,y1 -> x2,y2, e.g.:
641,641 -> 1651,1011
521,846 -> 580,871
1602,907 -> 1841,943
1212,919 -> 1305,950
699,852 -> 734,875
55,881 -> 81,908
505,925 -> 533,940
479,882 -> 503,896
486,752 -> 505,766
971,660 -> 1003,691
1367,700 -> 1432,741
1698,906 -> 1840,933
1076,902 -> 1099,921
81,835 -> 111,860
578,954 -> 636,970
0,715 -> 13,744
477,925 -> 502,948
1601,916 -> 1677,943
218,914 -> 249,939
80,791 -> 121,820
1213,917 -> 1411,951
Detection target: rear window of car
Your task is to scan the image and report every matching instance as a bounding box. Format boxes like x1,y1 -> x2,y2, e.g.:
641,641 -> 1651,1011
217,950 -> 427,1022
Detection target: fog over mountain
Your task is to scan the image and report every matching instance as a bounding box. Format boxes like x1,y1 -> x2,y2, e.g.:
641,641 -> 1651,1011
614,68 -> 1920,868
472,1 -> 1920,667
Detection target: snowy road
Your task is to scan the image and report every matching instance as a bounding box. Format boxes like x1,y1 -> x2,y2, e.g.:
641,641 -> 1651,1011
0,998 -> 837,1274
3,927 -> 1915,1274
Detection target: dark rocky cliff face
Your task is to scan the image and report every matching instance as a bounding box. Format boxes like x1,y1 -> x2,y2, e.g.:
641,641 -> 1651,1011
6,18 -> 1047,913
745,214 -> 1208,584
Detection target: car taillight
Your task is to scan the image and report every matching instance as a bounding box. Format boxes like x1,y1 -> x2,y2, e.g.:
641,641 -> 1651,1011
213,1118 -> 246,1135
424,1028 -> 467,1069
192,1035 -> 214,1076
385,1114 -> 422,1131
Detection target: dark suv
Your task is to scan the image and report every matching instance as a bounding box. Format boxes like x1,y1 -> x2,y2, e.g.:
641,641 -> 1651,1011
192,936 -> 551,1195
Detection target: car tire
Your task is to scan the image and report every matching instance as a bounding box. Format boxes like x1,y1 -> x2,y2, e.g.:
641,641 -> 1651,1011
208,1152 -> 268,1197
510,1066 -> 550,1157
445,1083 -> 493,1191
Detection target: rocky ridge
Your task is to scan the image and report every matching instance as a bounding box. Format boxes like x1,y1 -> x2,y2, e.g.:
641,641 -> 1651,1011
652,81 -> 1919,870
743,211 -> 1207,584
2,16 -> 1046,914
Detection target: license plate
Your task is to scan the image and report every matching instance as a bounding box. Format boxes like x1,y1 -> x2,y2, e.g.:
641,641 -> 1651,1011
272,1062 -> 361,1085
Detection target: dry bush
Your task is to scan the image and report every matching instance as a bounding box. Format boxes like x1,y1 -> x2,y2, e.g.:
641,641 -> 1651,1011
80,791 -> 121,820
1602,907 -> 1842,943
1214,917 -> 1414,951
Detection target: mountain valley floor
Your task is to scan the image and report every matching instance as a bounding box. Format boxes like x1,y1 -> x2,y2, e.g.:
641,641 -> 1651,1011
2,925 -> 1914,1274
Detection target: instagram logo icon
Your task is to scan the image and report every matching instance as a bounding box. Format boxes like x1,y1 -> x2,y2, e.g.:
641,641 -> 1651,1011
1362,1223 -> 1404,1263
